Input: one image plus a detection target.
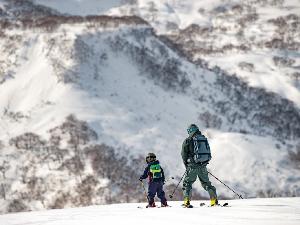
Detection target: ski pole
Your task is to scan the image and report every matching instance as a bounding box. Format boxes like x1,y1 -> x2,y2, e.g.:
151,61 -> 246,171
169,170 -> 187,199
140,180 -> 149,202
208,171 -> 243,199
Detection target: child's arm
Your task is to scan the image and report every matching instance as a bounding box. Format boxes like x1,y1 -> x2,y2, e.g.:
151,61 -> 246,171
139,165 -> 149,181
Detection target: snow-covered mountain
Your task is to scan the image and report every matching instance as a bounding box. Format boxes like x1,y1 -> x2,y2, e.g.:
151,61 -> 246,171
1,198 -> 300,225
0,0 -> 299,214
35,0 -> 300,104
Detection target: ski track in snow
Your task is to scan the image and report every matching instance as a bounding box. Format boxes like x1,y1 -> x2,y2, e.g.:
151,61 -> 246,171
1,198 -> 300,225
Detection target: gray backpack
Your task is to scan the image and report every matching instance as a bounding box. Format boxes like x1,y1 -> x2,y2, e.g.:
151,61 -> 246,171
192,134 -> 211,163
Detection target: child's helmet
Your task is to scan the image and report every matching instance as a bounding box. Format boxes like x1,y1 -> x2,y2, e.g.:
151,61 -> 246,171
146,153 -> 156,163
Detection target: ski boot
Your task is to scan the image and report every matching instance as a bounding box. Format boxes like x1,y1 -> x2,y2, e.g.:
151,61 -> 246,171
161,201 -> 169,207
210,198 -> 219,206
182,197 -> 193,208
146,202 -> 156,208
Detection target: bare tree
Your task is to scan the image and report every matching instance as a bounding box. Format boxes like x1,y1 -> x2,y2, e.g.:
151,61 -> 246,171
9,132 -> 46,151
0,160 -> 9,179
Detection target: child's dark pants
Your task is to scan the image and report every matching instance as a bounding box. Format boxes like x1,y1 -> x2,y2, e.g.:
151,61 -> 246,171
148,181 -> 167,204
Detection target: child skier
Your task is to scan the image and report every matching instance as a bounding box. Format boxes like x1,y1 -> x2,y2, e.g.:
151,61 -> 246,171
139,153 -> 168,207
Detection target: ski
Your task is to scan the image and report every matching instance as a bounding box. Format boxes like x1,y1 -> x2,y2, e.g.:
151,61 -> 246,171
181,204 -> 194,208
137,206 -> 159,209
199,202 -> 229,207
137,205 -> 171,209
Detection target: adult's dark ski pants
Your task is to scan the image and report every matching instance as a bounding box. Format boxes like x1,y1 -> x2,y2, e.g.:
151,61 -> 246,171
183,164 -> 217,200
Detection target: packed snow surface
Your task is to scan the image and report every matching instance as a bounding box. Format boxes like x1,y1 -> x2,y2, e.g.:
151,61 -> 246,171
1,198 -> 300,225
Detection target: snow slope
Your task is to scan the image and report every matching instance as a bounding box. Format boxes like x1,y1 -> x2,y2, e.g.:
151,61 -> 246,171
1,198 -> 300,225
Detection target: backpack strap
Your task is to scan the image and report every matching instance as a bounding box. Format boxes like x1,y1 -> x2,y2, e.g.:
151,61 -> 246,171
186,137 -> 195,163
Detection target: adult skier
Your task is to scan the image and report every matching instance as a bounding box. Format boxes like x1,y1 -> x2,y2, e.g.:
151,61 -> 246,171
181,124 -> 218,207
139,153 -> 169,207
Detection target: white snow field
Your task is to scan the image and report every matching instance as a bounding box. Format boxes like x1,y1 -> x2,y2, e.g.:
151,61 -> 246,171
1,198 -> 300,225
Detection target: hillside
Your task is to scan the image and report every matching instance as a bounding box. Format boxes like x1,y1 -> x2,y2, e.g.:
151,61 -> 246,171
34,0 -> 300,104
108,0 -> 300,105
